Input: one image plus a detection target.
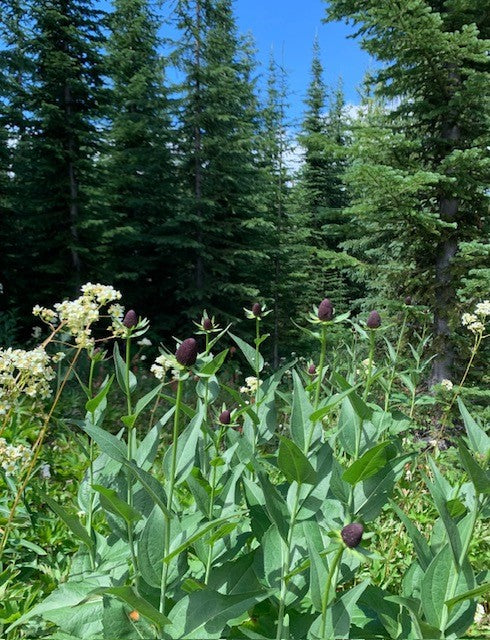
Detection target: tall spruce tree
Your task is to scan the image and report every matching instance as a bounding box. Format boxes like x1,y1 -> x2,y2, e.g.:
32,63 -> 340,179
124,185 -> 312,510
176,0 -> 270,323
102,0 -> 178,333
0,0 -> 33,326
296,39 -> 354,312
260,53 -> 312,363
8,0 -> 106,319
326,0 -> 490,382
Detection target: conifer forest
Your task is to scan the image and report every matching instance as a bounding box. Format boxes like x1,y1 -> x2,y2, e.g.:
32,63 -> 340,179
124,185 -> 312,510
0,1 -> 489,638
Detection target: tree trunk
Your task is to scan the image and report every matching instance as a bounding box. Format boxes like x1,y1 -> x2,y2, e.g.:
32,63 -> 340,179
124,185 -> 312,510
430,118 -> 460,386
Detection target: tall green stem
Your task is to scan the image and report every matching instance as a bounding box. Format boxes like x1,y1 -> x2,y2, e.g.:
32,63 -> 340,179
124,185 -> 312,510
205,425 -> 224,583
86,357 -> 96,570
124,336 -> 138,588
320,545 -> 344,639
363,330 -> 376,401
384,311 -> 408,411
305,324 -> 327,454
276,486 -> 301,640
160,376 -> 183,613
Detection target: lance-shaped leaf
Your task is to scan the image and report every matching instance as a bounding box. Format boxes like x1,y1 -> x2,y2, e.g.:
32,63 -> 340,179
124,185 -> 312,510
343,441 -> 396,485
457,439 -> 490,495
229,332 -> 264,373
92,586 -> 170,629
278,436 -> 317,485
92,485 -> 141,524
43,494 -> 94,551
458,398 -> 490,455
290,370 -> 313,451
85,375 -> 114,414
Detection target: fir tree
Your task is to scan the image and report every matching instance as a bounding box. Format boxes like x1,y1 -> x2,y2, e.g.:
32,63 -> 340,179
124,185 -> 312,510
176,0 -> 270,323
9,0 -> 106,318
101,0 -> 178,333
326,0 -> 490,382
296,38 -> 355,312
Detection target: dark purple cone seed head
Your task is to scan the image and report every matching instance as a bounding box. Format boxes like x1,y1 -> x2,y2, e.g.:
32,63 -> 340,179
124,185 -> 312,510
123,309 -> 137,328
318,298 -> 334,321
175,338 -> 198,367
308,363 -> 316,375
405,296 -> 412,306
219,409 -> 231,425
202,317 -> 213,331
252,302 -> 262,317
341,523 -> 364,548
366,310 -> 381,329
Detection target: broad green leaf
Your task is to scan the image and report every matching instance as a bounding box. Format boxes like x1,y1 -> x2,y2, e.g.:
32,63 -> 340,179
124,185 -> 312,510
421,544 -> 475,631
290,370 -> 313,451
343,441 -> 395,485
386,597 -> 441,639
92,485 -> 141,524
166,589 -> 270,639
138,505 -> 166,588
80,422 -> 127,463
92,586 -> 170,628
457,439 -> 490,495
163,401 -> 205,487
163,513 -> 243,564
310,580 -> 369,639
422,469 -> 462,566
254,468 -> 290,541
278,436 -> 317,485
43,494 -> 94,551
85,375 -> 114,414
445,582 -> 490,609
458,398 -> 490,455
229,332 -> 264,373
133,383 -> 163,420
198,349 -> 228,377
332,372 -> 373,420
6,581 -> 103,632
123,463 -> 170,518
307,541 -> 328,612
309,381 -> 364,423
113,342 -> 137,393
389,501 -> 432,571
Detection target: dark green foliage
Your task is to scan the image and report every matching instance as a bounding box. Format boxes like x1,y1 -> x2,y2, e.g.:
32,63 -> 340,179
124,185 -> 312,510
100,0 -> 180,334
325,0 -> 490,382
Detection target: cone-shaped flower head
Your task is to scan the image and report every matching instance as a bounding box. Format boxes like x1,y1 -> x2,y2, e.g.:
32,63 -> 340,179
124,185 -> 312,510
308,363 -> 316,375
341,522 -> 364,548
202,317 -> 213,331
123,309 -> 137,328
252,302 -> 262,317
219,409 -> 231,425
175,338 -> 198,367
366,310 -> 381,329
405,296 -> 412,306
318,298 -> 334,321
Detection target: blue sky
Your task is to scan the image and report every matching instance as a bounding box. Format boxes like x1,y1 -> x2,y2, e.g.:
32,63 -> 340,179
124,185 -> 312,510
233,0 -> 374,124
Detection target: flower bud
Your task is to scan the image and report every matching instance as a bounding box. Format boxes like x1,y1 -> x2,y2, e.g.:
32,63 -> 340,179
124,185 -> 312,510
366,310 -> 381,329
123,309 -> 137,328
252,302 -> 262,317
175,338 -> 198,367
405,296 -> 412,306
318,298 -> 334,321
202,317 -> 213,331
308,363 -> 316,375
341,522 -> 364,548
219,409 -> 231,425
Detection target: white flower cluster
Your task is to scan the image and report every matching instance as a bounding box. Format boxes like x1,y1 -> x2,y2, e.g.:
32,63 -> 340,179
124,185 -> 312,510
240,376 -> 262,394
33,283 -> 122,349
0,437 -> 31,476
0,346 -> 55,414
440,379 -> 453,391
137,338 -> 152,347
461,300 -> 489,335
151,353 -> 176,381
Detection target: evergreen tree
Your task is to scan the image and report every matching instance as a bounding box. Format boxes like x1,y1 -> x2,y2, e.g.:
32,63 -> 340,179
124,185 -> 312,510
326,0 -> 490,382
260,53 -> 312,363
176,0 -> 270,323
101,0 -> 178,333
9,0 -> 105,319
296,39 -> 355,312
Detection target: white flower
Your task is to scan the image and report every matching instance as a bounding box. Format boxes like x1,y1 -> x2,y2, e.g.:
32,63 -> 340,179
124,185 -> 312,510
240,376 -> 262,394
440,379 -> 453,391
137,338 -> 152,347
462,313 -> 477,327
475,300 -> 490,317
468,321 -> 485,335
